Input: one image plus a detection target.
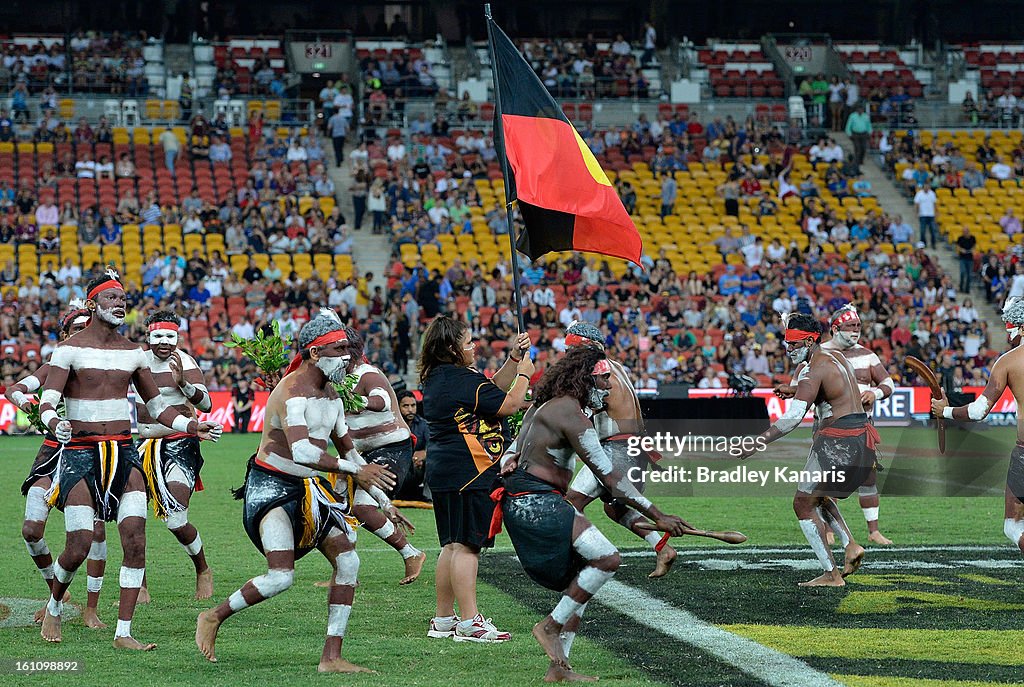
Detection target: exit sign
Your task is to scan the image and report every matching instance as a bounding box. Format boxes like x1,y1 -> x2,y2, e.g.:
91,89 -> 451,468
313,61 -> 325,70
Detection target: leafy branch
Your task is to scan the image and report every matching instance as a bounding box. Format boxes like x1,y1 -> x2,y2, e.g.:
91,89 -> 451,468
223,320 -> 292,375
333,373 -> 368,414
24,390 -> 49,435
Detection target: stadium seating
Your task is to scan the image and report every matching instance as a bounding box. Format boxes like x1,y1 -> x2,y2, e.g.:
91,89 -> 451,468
894,129 -> 1024,254
697,42 -> 785,98
833,42 -> 923,96
963,43 -> 1024,96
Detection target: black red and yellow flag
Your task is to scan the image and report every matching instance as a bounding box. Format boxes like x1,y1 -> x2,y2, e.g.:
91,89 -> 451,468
488,17 -> 643,267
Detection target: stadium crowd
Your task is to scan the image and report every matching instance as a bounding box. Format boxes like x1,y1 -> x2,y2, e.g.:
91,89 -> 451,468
0,40 -> 1009,421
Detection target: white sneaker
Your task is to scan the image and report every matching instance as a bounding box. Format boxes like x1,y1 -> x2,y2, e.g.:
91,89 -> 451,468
453,614 -> 512,643
427,615 -> 460,638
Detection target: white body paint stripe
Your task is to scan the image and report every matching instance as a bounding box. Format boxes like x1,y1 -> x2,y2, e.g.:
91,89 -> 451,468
65,397 -> 131,423
262,452 -> 318,477
50,346 -> 145,372
282,396 -> 341,440
596,580 -> 845,687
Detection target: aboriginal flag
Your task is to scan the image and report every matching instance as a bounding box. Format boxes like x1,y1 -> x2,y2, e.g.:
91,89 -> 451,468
488,17 -> 643,267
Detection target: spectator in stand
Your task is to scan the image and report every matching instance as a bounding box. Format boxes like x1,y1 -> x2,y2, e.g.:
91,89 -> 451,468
962,91 -> 979,126
660,172 -> 677,218
997,90 -> 1018,127
914,183 -> 937,248
845,103 -> 872,170
641,21 -> 657,66
956,226 -> 976,293
962,162 -> 986,190
888,214 -> 913,246
828,76 -> 845,132
990,155 -> 1013,181
1001,208 -> 1022,237
159,125 -> 179,175
209,136 -> 232,163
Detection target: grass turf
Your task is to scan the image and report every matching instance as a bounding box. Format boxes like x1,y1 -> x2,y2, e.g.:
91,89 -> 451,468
0,426 -> 1018,686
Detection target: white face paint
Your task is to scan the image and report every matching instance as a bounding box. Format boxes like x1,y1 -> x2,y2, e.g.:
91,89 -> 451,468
316,355 -> 347,383
96,304 -> 125,326
587,387 -> 610,411
832,329 -> 860,348
788,344 -> 811,365
341,354 -> 352,369
148,329 -> 179,347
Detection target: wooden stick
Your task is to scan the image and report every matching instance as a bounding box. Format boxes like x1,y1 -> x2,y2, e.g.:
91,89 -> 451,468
636,521 -> 748,545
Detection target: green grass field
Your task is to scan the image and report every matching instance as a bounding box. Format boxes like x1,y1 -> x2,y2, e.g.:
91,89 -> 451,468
0,428 -> 1020,687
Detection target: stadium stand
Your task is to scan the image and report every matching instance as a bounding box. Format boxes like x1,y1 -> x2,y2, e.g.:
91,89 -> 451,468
833,42 -> 924,97
696,42 -> 785,99
472,35 -> 664,99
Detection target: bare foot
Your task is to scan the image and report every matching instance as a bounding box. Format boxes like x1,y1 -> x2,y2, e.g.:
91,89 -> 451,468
648,544 -> 677,579
545,661 -> 599,682
195,610 -> 221,662
34,589 -> 71,622
825,530 -> 835,546
533,619 -> 569,665
798,571 -> 846,587
317,658 -> 375,673
399,552 -> 427,585
40,609 -> 61,642
137,586 -> 151,604
113,636 -> 157,650
83,608 -> 107,629
843,543 -> 866,577
867,531 -> 893,545
195,569 -> 214,600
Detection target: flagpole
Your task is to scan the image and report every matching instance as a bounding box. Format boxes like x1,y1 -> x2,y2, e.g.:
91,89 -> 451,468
485,3 -> 527,333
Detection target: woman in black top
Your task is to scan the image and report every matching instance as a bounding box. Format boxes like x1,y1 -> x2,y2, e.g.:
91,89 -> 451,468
419,316 -> 533,642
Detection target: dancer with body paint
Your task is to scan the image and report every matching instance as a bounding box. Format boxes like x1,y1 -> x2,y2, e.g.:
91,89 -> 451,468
195,310 -> 397,673
135,310 -> 215,599
7,300 -> 108,628
560,321 -> 678,578
740,312 -> 871,587
37,271 -> 221,648
494,346 -> 689,682
340,327 -> 426,585
932,297 -> 1024,556
779,305 -> 896,545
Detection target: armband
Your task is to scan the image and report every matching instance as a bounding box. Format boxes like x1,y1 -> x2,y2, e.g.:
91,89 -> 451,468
872,388 -> 884,401
171,415 -> 193,434
966,395 -> 991,421
773,399 -> 809,434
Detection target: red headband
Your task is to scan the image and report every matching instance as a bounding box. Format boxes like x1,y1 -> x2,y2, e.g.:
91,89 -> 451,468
831,309 -> 860,327
592,359 -> 611,375
87,279 -> 123,300
566,333 -> 602,348
307,329 -> 347,350
1007,322 -> 1020,330
282,329 -> 349,377
148,322 -> 179,332
784,329 -> 821,343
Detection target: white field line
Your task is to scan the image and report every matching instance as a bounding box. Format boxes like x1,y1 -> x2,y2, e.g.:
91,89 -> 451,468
595,580 -> 846,687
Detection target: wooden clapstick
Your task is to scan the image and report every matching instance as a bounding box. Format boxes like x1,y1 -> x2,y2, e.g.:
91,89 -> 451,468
637,521 -> 748,545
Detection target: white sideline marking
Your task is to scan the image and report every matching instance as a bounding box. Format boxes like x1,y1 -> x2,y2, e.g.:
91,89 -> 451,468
621,544 -> 1011,557
595,580 -> 845,687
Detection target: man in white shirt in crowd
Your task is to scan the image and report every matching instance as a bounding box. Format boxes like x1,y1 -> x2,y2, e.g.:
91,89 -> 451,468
913,184 -> 938,248
990,155 -> 1013,181
532,283 -> 556,309
558,301 -> 583,328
